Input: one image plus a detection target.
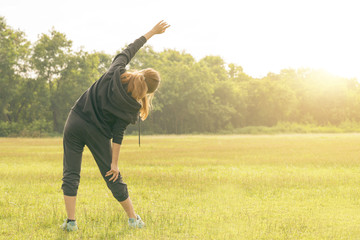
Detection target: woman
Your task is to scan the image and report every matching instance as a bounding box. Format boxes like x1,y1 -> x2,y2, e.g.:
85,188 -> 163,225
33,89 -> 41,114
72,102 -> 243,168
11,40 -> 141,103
60,20 -> 170,231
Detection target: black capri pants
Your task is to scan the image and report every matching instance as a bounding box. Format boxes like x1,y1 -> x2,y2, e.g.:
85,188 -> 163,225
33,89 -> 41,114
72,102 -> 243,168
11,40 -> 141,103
61,110 -> 128,202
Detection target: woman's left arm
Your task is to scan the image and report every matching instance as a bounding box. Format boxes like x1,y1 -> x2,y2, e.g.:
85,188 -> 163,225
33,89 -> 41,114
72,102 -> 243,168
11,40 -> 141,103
108,20 -> 170,73
108,36 -> 147,73
105,142 -> 121,182
105,118 -> 129,182
112,143 -> 121,167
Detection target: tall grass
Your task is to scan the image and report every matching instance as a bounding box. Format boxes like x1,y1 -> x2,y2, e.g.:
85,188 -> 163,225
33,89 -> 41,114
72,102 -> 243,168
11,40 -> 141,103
1,134 -> 360,239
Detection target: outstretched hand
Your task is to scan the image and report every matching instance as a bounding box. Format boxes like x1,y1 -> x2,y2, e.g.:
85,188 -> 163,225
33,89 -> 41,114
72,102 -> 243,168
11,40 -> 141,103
144,20 -> 170,40
151,20 -> 170,35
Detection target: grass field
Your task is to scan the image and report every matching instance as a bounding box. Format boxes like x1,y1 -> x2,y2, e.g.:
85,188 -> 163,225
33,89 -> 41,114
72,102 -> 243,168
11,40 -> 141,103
0,134 -> 360,240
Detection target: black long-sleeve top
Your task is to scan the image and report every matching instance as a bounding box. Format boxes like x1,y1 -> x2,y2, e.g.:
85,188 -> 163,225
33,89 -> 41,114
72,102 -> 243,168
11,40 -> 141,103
72,36 -> 147,144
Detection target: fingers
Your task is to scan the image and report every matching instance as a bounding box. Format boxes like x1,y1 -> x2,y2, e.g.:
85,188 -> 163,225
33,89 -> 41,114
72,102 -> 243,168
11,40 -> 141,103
162,25 -> 170,32
155,20 -> 170,32
109,174 -> 114,181
157,20 -> 165,26
109,172 -> 115,181
105,171 -> 111,177
113,173 -> 119,182
160,21 -> 170,29
106,170 -> 120,182
106,169 -> 113,179
161,24 -> 170,33
109,172 -> 119,182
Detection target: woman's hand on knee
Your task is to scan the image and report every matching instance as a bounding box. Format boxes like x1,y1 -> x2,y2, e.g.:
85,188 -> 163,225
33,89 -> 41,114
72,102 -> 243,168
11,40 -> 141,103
105,163 -> 120,182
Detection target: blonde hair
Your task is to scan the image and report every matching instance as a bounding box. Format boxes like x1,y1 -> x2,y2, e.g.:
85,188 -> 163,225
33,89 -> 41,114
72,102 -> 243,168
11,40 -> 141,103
120,68 -> 161,120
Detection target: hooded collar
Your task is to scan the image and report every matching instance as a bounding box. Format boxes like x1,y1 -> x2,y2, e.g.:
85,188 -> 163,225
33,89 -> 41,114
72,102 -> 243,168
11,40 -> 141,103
108,67 -> 141,114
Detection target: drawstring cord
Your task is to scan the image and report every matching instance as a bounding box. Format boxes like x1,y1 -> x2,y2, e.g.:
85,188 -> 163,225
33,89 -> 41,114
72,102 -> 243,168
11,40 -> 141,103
138,115 -> 141,147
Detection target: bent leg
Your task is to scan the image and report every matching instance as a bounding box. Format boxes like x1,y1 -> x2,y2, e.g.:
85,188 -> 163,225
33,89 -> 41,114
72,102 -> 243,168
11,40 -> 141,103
84,127 -> 136,218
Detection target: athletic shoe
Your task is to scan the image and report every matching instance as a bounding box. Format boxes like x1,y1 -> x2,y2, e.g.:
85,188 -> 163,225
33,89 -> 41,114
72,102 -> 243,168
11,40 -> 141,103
128,214 -> 145,228
60,219 -> 79,231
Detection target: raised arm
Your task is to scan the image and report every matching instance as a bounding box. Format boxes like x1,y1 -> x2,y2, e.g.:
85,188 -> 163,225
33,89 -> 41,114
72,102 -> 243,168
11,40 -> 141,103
108,20 -> 170,73
108,36 -> 147,73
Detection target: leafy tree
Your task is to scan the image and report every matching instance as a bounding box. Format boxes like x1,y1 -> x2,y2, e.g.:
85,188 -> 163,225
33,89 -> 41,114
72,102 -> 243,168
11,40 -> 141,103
228,63 -> 252,82
245,75 -> 297,126
199,56 -> 228,81
55,51 -> 111,129
31,28 -> 72,131
2,17 -> 360,136
0,17 -> 30,121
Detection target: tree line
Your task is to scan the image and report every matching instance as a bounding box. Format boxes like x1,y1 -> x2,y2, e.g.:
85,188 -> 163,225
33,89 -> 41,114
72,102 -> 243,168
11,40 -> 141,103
1,16 -> 359,136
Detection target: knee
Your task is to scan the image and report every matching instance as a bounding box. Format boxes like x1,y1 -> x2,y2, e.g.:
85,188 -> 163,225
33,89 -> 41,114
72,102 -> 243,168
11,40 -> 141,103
107,180 -> 129,202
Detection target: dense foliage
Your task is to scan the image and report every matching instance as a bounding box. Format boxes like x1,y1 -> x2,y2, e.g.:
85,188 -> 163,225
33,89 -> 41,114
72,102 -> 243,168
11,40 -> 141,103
1,17 -> 359,136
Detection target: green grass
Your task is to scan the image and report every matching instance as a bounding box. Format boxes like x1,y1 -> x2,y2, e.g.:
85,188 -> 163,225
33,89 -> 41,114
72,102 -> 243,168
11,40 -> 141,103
1,134 -> 360,239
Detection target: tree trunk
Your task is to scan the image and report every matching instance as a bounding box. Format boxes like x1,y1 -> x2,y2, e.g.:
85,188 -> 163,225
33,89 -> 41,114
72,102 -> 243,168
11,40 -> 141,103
48,76 -> 58,132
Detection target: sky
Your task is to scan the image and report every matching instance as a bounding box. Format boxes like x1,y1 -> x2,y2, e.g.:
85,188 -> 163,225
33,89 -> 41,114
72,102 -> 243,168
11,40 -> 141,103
1,0 -> 359,80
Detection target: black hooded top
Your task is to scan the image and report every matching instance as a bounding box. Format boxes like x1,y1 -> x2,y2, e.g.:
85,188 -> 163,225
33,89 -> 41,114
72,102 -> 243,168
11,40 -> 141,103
72,36 -> 147,144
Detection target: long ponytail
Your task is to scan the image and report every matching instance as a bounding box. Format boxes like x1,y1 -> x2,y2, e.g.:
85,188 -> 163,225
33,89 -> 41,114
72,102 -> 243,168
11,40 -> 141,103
120,71 -> 155,120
